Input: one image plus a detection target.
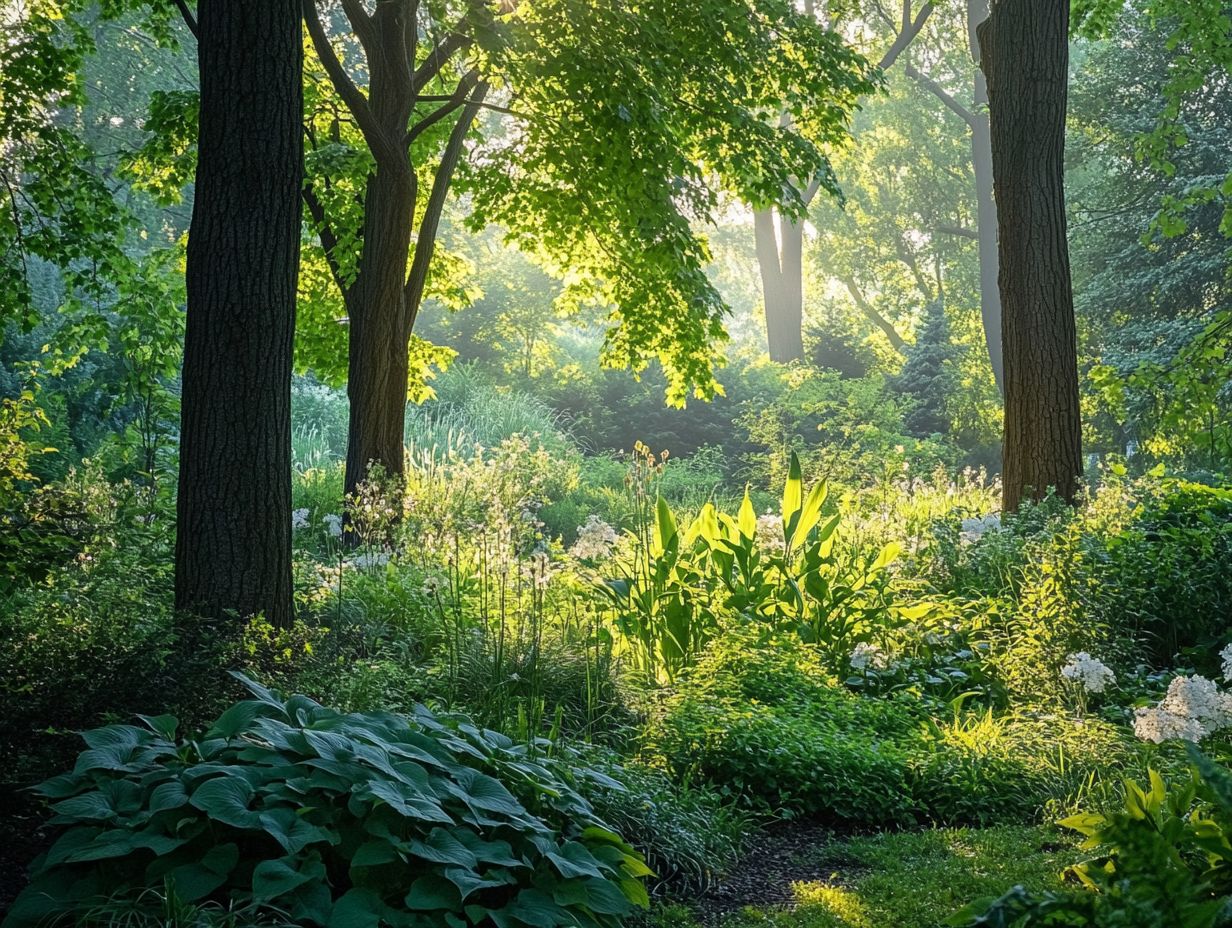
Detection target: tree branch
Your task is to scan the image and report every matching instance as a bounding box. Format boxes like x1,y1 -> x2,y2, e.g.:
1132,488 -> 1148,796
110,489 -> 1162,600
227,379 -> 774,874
937,223 -> 978,240
302,0 -> 399,164
841,277 -> 906,351
406,69 -> 480,148
339,0 -> 378,54
172,0 -> 198,38
877,0 -> 934,71
404,81 -> 488,328
411,9 -> 477,95
301,180 -> 349,297
904,63 -> 979,130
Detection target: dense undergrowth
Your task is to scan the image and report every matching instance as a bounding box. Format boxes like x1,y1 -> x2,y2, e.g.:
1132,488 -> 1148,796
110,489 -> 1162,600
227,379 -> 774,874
3,373 -> 1232,927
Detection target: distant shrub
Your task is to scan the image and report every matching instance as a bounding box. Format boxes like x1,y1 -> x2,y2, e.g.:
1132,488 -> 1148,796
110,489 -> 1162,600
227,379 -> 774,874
6,677 -> 650,928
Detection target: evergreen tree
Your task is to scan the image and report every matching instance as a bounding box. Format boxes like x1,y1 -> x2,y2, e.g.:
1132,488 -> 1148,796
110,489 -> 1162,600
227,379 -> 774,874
897,299 -> 958,437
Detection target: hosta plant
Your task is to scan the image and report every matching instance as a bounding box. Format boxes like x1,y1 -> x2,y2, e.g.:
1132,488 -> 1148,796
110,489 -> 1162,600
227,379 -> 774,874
4,675 -> 650,928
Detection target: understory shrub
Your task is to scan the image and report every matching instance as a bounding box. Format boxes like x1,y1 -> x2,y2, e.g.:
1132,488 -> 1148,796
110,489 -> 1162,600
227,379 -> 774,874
6,676 -> 650,928
953,747 -> 1232,927
652,633 -> 1150,827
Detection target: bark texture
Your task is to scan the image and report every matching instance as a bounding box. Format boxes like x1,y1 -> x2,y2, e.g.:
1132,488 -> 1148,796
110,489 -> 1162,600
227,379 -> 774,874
175,0 -> 302,627
303,0 -> 484,499
979,0 -> 1082,511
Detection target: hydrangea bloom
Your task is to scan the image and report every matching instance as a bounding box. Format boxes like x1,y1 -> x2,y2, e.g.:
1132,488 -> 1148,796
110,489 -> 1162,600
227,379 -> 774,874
755,513 -> 785,554
350,552 -> 390,570
1133,706 -> 1208,744
1060,652 -> 1116,694
569,515 -> 619,561
291,508 -> 310,531
1221,643 -> 1232,682
850,642 -> 891,671
1133,674 -> 1232,744
323,513 -> 343,538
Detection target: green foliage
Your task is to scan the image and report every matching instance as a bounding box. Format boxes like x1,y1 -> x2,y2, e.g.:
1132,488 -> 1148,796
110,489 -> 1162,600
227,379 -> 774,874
577,754 -> 749,897
600,451 -> 901,681
973,478 -> 1232,704
6,677 -> 651,928
952,748 -> 1232,927
897,299 -> 960,438
463,0 -> 877,403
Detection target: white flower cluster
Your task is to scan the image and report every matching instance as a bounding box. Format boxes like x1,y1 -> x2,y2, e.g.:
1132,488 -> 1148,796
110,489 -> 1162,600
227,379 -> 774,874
850,642 -> 891,671
1133,674 -> 1232,744
349,551 -> 390,570
1221,643 -> 1232,682
323,513 -> 343,538
569,515 -> 619,561
959,513 -> 1001,545
755,513 -> 786,554
1061,652 -> 1116,694
291,508 -> 310,530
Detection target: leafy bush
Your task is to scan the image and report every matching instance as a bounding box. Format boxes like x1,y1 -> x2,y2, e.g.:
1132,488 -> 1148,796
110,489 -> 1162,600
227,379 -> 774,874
6,676 -> 650,928
651,632 -> 920,824
952,747 -> 1232,927
599,451 -> 902,682
976,478 -> 1232,705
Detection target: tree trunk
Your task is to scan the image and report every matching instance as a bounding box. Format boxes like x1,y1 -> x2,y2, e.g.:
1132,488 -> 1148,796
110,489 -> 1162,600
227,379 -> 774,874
775,214 -> 806,362
175,0 -> 301,627
344,162 -> 415,498
755,208 -> 801,362
979,0 -> 1082,511
968,0 -> 1004,394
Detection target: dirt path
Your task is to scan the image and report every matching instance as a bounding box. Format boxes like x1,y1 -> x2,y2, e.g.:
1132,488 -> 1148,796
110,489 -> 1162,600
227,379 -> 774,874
692,819 -> 854,925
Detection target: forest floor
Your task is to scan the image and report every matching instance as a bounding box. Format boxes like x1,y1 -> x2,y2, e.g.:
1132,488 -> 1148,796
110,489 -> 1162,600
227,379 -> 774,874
670,820 -> 1074,928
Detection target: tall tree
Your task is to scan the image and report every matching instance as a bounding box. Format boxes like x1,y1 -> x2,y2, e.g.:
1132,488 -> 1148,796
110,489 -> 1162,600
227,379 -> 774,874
754,0 -> 933,363
174,0 -> 302,626
905,0 -> 1004,392
979,0 -> 1081,510
301,0 -> 875,497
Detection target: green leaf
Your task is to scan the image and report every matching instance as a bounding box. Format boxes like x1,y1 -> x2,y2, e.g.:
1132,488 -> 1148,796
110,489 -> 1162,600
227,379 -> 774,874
252,857 -> 315,903
782,450 -> 803,525
189,777 -> 261,829
328,889 -> 385,928
406,873 -> 463,912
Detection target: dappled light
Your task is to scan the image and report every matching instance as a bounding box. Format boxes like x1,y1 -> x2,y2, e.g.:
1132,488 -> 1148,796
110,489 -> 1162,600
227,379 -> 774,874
3,0 -> 1232,926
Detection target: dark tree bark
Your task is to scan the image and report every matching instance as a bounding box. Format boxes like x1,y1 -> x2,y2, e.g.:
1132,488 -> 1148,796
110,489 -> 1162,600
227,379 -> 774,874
303,0 -> 485,498
175,0 -> 302,627
979,0 -> 1082,511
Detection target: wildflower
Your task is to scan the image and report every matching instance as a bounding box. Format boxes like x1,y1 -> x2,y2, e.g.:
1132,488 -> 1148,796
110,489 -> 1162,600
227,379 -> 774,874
1132,674 -> 1232,744
1221,643 -> 1232,682
1159,674 -> 1232,734
755,512 -> 785,554
524,550 -> 553,589
570,515 -> 619,561
349,552 -> 390,570
1133,706 -> 1207,744
850,642 -> 891,672
291,508 -> 310,531
1060,652 -> 1116,694
959,513 -> 1001,545
422,575 -> 443,596
323,513 -> 343,537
